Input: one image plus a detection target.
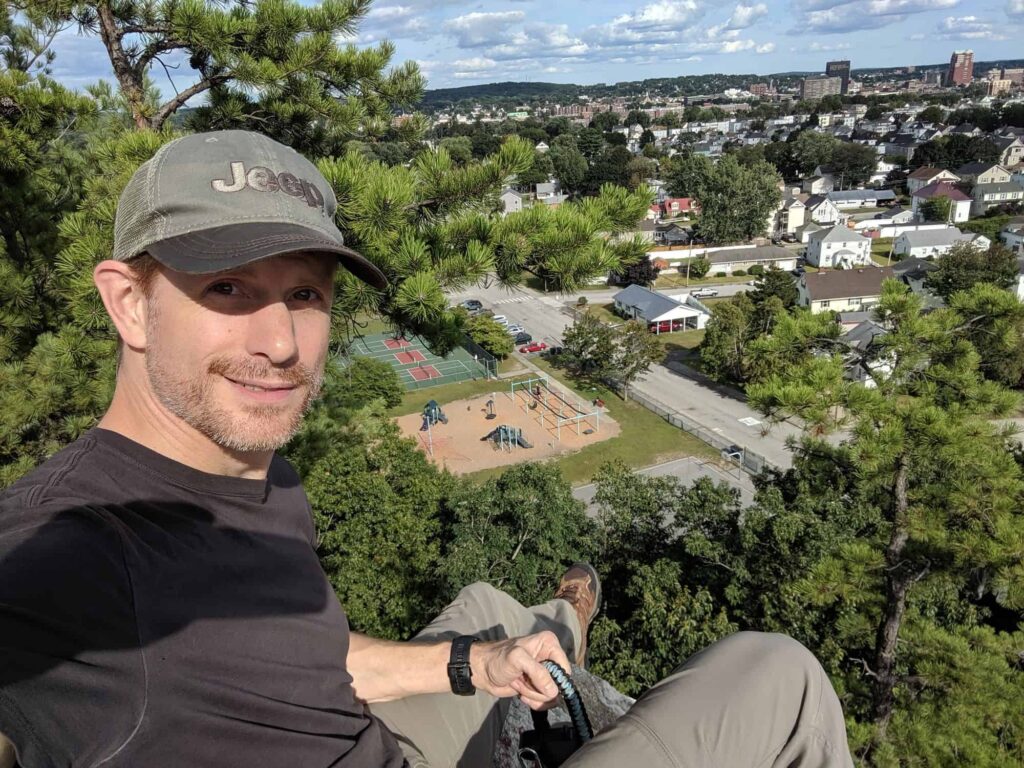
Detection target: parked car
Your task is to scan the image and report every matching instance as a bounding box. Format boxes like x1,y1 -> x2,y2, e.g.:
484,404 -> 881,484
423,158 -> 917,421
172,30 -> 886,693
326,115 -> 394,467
506,324 -> 525,335
519,342 -> 548,354
459,299 -> 483,311
691,287 -> 718,298
491,315 -> 508,326
514,332 -> 532,344
543,346 -> 563,357
781,233 -> 798,243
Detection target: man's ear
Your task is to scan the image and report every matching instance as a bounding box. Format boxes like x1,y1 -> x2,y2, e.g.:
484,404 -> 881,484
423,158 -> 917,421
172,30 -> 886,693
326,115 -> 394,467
93,260 -> 151,349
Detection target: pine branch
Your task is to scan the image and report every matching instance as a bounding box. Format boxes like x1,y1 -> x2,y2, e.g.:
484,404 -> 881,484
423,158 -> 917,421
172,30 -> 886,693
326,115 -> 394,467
151,74 -> 230,131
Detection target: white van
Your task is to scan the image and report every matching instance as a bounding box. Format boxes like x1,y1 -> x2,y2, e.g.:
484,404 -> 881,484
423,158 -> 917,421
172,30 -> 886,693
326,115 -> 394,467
491,315 -> 508,326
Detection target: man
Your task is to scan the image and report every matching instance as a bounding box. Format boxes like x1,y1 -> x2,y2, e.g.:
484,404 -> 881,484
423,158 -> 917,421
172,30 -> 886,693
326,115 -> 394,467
0,130 -> 854,767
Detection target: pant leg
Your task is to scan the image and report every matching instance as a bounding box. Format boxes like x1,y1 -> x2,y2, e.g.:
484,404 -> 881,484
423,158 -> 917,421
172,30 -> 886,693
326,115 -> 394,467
565,631 -> 853,768
370,582 -> 582,768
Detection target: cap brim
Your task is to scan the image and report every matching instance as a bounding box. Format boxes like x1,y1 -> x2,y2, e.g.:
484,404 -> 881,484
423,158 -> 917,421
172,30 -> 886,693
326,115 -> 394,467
145,223 -> 388,290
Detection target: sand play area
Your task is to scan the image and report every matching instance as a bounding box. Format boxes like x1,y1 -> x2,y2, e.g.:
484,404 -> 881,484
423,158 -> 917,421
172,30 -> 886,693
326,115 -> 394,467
395,376 -> 621,474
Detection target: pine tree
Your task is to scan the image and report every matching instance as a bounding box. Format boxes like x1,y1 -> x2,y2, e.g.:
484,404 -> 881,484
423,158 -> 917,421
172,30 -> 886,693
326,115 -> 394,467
747,280 -> 1024,762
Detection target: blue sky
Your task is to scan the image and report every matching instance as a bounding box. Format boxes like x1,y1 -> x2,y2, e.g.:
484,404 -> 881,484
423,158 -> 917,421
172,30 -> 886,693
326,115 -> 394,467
47,0 -> 1024,99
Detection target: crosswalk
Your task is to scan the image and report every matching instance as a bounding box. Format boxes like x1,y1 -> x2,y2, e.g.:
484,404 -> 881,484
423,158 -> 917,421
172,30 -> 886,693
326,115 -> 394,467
491,296 -> 532,305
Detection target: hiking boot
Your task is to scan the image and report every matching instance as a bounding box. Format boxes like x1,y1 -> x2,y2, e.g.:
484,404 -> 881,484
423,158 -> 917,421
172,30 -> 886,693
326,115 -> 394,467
553,562 -> 601,667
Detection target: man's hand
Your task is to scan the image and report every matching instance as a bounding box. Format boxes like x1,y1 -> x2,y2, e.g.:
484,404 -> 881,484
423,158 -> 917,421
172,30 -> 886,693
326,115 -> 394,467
471,631 -> 573,710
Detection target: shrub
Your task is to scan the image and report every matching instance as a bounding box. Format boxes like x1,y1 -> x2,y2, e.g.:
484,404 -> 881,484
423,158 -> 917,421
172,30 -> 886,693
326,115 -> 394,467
577,296 -> 588,306
748,265 -> 765,276
733,269 -> 747,276
714,271 -> 727,278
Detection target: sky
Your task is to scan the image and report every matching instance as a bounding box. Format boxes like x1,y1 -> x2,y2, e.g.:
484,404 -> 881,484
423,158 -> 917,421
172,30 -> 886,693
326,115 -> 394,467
45,0 -> 1024,100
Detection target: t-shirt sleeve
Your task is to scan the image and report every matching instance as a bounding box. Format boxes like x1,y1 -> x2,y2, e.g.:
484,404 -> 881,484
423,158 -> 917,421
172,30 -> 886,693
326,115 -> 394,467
0,504 -> 145,768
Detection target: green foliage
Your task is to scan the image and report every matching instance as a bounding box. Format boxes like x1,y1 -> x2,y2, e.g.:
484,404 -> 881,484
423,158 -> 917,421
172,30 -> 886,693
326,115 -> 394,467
465,313 -> 514,359
549,144 -> 588,194
747,264 -> 764,276
747,280 -> 1024,760
667,154 -> 780,244
949,283 -> 1024,387
562,312 -> 617,381
302,405 -> 452,639
611,320 -> 663,400
733,269 -> 746,276
440,463 -> 595,608
335,355 -> 403,409
925,241 -> 1018,300
919,195 -> 952,223
749,266 -> 798,309
962,213 -> 1015,242
699,294 -> 756,383
686,257 -> 711,279
911,135 -> 1000,170
830,142 -> 880,188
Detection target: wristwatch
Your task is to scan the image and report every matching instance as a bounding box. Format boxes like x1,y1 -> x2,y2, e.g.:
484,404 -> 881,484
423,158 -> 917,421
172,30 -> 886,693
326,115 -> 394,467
448,635 -> 480,696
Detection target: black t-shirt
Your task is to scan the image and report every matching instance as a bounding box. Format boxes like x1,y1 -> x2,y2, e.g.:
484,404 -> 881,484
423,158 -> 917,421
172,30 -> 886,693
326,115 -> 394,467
0,428 -> 404,768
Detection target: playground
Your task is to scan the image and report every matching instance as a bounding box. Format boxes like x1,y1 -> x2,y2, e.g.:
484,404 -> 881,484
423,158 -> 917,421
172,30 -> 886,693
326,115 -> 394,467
394,376 -> 620,474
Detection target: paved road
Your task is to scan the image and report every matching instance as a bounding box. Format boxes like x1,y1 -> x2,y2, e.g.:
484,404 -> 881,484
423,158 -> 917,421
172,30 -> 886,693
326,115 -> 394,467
572,457 -> 755,513
450,282 -> 800,469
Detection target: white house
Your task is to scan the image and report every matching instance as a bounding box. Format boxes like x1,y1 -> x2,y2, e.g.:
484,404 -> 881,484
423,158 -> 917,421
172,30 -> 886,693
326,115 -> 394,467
910,181 -> 972,223
776,196 -> 806,235
907,166 -> 960,195
970,182 -> 1024,217
893,227 -> 992,259
806,226 -> 872,268
799,267 -> 894,314
500,188 -> 526,216
827,189 -> 897,209
802,176 -> 834,195
1001,222 -> 1024,255
701,245 -> 797,275
804,195 -> 843,225
612,284 -> 709,333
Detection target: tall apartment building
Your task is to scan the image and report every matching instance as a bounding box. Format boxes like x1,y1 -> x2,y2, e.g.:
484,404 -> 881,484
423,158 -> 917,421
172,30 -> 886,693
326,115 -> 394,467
825,60 -> 851,94
946,50 -> 973,87
987,79 -> 1012,97
748,82 -> 770,96
800,76 -> 842,101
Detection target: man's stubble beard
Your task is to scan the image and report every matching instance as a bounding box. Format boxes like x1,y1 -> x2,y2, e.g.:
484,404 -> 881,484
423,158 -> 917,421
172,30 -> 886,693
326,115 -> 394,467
144,306 -> 326,453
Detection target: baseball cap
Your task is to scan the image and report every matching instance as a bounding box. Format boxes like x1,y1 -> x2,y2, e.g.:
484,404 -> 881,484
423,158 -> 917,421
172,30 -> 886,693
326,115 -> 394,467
112,130 -> 387,290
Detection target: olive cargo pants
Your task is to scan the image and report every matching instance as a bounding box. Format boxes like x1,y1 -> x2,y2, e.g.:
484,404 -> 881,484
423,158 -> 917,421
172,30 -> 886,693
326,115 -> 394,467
371,583 -> 854,768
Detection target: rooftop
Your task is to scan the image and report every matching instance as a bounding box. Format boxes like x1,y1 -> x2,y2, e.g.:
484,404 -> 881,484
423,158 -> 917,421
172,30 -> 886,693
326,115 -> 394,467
911,181 -> 972,201
613,284 -> 684,319
898,228 -> 979,248
828,189 -> 896,202
810,225 -> 869,244
804,267 -> 894,302
703,245 -> 795,265
908,166 -> 955,181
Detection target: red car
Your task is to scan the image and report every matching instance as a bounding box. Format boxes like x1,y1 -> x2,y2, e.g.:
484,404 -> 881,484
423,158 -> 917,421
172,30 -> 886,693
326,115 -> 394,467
519,342 -> 548,353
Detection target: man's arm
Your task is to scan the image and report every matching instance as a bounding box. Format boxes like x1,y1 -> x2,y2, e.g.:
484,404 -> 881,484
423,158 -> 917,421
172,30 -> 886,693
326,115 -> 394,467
0,731 -> 15,768
347,631 -> 572,709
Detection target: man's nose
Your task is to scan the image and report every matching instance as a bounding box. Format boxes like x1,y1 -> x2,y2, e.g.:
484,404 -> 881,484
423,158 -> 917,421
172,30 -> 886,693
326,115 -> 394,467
245,300 -> 299,365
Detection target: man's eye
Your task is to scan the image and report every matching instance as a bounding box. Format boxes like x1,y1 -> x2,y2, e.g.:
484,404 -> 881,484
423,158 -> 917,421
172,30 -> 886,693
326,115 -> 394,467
207,282 -> 237,295
293,288 -> 322,302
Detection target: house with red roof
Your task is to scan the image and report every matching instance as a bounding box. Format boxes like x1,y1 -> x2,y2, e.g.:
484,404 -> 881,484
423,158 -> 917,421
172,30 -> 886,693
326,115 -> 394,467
907,166 -> 960,195
911,181 -> 972,223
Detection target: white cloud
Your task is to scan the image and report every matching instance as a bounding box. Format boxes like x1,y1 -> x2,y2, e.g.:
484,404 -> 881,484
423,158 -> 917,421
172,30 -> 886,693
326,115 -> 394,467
451,57 -> 497,70
1006,0 -> 1024,16
726,3 -> 768,29
756,42 -> 776,53
584,0 -> 704,46
807,41 -> 852,51
794,0 -> 958,33
359,5 -> 433,41
444,11 -> 526,47
937,15 -> 1007,39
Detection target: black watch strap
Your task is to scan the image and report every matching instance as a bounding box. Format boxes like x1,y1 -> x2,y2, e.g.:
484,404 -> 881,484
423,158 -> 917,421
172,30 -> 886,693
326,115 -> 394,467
448,635 -> 480,696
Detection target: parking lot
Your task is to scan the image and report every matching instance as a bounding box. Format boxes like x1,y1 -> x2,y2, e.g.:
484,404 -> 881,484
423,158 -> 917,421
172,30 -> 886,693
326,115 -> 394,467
458,297 -> 566,355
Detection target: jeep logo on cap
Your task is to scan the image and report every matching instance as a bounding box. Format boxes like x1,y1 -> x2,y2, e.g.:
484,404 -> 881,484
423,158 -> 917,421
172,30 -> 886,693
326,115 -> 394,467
211,161 -> 325,212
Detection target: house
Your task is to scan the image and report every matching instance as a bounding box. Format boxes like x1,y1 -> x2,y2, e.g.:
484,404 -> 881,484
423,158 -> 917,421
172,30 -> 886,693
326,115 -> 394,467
893,227 -> 992,258
776,196 -> 806,235
992,135 -> 1024,168
805,194 -> 843,225
796,221 -> 824,243
890,257 -> 943,308
881,205 -> 915,224
1001,221 -> 1024,254
883,134 -> 919,161
970,181 -> 1024,216
646,203 -> 661,220
697,245 -> 797,275
841,320 -> 892,388
911,181 -> 972,223
802,175 -> 834,195
637,219 -> 658,243
658,223 -> 691,246
827,189 -> 897,209
500,188 -> 527,216
799,267 -> 895,314
612,284 -> 709,332
907,166 -> 960,194
806,226 -> 873,269
955,162 -> 1011,186
660,197 -> 694,218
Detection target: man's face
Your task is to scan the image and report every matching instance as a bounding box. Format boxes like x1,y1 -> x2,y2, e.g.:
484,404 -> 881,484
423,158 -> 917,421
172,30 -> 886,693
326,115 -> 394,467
142,253 -> 335,453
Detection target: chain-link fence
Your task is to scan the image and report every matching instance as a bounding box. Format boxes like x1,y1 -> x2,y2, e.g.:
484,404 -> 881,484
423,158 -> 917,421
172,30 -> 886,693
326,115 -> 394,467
615,385 -> 778,476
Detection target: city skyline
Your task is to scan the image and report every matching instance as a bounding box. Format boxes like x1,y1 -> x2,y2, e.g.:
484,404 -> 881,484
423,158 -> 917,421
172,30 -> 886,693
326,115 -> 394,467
40,0 -> 1024,98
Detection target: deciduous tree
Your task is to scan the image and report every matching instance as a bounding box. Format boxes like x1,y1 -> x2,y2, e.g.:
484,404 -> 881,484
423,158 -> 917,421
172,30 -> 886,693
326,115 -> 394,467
925,241 -> 1018,299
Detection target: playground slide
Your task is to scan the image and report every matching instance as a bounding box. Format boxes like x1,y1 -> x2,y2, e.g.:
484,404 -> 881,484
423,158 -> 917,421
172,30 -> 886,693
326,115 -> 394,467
516,435 -> 533,449
438,411 -> 448,424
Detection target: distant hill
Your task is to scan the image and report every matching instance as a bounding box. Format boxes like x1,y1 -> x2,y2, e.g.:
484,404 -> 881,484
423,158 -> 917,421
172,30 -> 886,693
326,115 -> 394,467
419,58 -> 1024,112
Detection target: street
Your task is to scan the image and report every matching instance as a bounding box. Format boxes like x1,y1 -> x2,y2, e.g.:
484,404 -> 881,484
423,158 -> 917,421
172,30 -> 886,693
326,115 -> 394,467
450,281 -> 801,469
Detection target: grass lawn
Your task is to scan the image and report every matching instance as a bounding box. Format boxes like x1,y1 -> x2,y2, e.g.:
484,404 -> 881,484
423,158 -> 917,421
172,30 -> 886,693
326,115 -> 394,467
463,357 -> 718,486
654,328 -> 704,353
499,356 -> 527,375
350,313 -> 391,336
584,302 -> 623,325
